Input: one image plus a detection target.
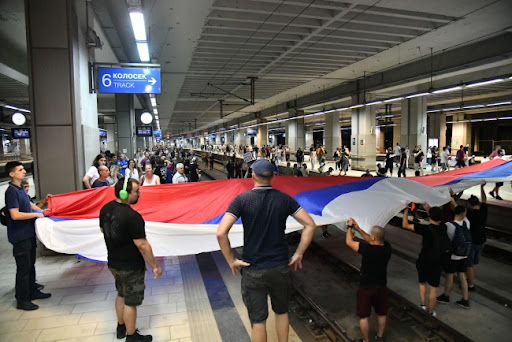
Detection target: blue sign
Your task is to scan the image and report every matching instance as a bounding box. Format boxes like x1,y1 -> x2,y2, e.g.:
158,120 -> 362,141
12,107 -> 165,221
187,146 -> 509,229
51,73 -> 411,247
98,67 -> 161,94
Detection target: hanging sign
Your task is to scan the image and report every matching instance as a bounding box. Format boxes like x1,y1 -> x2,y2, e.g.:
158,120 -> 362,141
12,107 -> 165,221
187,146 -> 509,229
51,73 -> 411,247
98,67 -> 161,94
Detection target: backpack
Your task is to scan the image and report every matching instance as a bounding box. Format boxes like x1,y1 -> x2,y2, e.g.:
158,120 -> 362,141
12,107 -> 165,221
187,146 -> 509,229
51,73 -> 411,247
456,150 -> 462,161
0,206 -> 8,226
451,220 -> 472,257
430,223 -> 451,260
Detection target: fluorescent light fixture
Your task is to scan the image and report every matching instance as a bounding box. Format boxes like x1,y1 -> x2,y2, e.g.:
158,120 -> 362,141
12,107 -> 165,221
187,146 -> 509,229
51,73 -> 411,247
487,101 -> 511,106
153,108 -> 158,114
3,104 -> 31,113
498,116 -> 512,120
149,94 -> 155,98
336,107 -> 349,111
466,78 -> 504,88
470,119 -> 483,122
443,107 -> 461,111
427,109 -> 442,113
137,42 -> 150,62
129,11 -> 147,41
155,115 -> 159,119
383,97 -> 404,103
406,92 -> 430,98
446,121 -> 457,124
483,118 -> 497,121
366,100 -> 383,106
432,86 -> 462,94
459,119 -> 469,122
463,105 -> 485,109
150,98 -> 157,106
349,104 -> 364,109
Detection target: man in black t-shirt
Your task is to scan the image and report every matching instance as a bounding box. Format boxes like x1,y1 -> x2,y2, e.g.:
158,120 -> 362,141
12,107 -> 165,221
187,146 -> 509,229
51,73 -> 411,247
100,178 -> 162,342
402,204 -> 447,317
398,147 -> 407,177
346,218 -> 391,342
466,183 -> 487,291
217,159 -> 316,342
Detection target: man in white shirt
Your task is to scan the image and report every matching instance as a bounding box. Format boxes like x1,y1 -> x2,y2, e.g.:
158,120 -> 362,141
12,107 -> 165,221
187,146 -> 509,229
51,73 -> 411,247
172,163 -> 188,184
436,205 -> 471,309
394,143 -> 401,167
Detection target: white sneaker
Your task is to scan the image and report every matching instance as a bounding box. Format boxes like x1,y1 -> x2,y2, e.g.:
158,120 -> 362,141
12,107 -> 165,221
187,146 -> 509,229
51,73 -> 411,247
430,311 -> 437,317
419,304 -> 427,311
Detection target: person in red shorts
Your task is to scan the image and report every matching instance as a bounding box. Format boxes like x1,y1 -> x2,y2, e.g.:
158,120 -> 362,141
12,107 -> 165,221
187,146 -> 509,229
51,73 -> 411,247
346,218 -> 392,342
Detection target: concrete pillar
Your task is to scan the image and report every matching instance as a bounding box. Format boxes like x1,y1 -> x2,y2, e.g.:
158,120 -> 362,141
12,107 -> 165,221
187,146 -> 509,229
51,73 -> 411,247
451,113 -> 471,150
401,97 -> 428,163
116,94 -> 135,157
376,127 -> 385,153
350,98 -> 376,170
27,0 -> 99,195
325,111 -> 340,159
257,124 -> 268,147
19,138 -> 31,157
393,122 -> 401,147
285,114 -> 304,151
428,112 -> 447,149
304,126 -> 313,150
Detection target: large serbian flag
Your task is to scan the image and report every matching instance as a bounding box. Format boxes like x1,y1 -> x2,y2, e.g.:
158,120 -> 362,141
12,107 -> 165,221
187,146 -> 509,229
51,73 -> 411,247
36,159 -> 512,262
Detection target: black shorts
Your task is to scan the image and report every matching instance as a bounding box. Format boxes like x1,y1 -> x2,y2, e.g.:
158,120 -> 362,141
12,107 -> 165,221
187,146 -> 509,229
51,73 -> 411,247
241,264 -> 290,323
444,258 -> 467,274
416,258 -> 441,287
109,267 -> 145,306
356,287 -> 388,318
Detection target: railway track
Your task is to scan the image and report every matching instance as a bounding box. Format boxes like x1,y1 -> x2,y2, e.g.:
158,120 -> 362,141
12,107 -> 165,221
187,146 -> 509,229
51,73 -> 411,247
287,232 -> 472,342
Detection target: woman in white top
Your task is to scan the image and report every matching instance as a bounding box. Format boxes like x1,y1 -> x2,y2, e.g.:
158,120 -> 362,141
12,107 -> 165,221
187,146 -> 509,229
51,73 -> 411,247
140,163 -> 160,186
127,159 -> 139,181
82,154 -> 106,189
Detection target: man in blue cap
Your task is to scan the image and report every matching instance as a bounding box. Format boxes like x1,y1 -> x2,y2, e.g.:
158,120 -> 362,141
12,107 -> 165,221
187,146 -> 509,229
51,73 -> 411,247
217,159 -> 316,342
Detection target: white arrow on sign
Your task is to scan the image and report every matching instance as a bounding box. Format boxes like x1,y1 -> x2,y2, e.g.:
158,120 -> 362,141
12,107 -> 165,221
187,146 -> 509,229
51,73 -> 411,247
148,77 -> 157,85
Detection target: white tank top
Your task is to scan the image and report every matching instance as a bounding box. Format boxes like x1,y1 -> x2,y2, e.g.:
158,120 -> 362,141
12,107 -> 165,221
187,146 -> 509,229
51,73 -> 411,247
142,175 -> 158,186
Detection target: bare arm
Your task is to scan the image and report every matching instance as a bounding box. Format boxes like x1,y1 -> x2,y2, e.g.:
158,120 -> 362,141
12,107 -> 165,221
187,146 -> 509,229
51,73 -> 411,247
289,208 -> 316,271
9,208 -> 44,220
217,213 -> 250,275
155,175 -> 161,185
83,175 -> 91,189
481,182 -> 487,203
133,238 -> 162,279
345,223 -> 359,252
402,207 -> 415,231
348,217 -> 372,243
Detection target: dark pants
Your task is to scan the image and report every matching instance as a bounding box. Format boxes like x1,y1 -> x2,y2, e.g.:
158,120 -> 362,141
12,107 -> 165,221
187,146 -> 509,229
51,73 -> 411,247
13,237 -> 37,302
398,167 -> 406,177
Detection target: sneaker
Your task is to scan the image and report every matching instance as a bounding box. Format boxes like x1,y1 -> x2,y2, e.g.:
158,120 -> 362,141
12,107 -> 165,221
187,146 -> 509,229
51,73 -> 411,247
17,301 -> 39,311
456,299 -> 470,309
468,285 -> 475,292
496,196 -> 503,200
126,330 -> 152,342
30,290 -> 51,300
35,283 -> 45,290
430,311 -> 437,317
322,231 -> 331,239
419,304 -> 427,311
489,191 -> 495,198
375,334 -> 384,342
437,294 -> 450,304
117,323 -> 126,339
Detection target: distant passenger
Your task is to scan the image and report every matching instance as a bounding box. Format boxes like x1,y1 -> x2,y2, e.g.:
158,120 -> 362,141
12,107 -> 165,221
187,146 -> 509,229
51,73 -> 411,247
189,157 -> 201,182
376,163 -> 387,177
345,218 -> 391,342
127,159 -> 139,181
116,153 -> 128,177
402,204 -> 449,316
455,145 -> 466,168
140,163 -> 160,186
92,165 -> 111,188
397,148 -> 407,177
384,147 -> 394,176
466,183 -> 487,291
82,154 -> 106,189
361,169 -> 373,177
217,159 -> 316,342
436,205 -> 471,309
440,146 -> 449,171
489,149 -> 506,200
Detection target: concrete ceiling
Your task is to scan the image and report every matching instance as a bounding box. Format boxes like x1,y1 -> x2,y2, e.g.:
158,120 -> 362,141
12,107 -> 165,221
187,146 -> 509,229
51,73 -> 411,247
0,0 -> 511,136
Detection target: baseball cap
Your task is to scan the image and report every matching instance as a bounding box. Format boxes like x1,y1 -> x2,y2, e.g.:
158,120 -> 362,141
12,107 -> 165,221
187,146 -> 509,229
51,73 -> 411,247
251,159 -> 273,177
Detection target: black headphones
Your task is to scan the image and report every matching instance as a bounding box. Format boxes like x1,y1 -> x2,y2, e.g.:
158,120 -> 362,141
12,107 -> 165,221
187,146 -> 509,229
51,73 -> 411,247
119,177 -> 129,200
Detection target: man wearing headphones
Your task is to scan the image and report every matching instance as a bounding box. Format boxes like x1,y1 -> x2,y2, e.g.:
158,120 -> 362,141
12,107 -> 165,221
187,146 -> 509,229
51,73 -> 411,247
100,177 -> 162,342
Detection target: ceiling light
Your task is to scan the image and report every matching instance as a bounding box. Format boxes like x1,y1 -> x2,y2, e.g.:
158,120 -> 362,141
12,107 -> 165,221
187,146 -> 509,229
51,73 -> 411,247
383,97 -> 404,103
463,105 -> 485,109
427,109 -> 442,113
129,11 -> 147,41
443,107 -> 461,111
137,42 -> 150,62
487,101 -> 511,106
498,116 -> 512,120
366,100 -> 383,106
154,115 -> 159,119
336,107 -> 349,111
153,108 -> 158,114
432,86 -> 462,94
406,92 -> 430,99
466,78 -> 504,88
483,118 -> 497,121
349,104 -> 364,109
150,98 -> 157,106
